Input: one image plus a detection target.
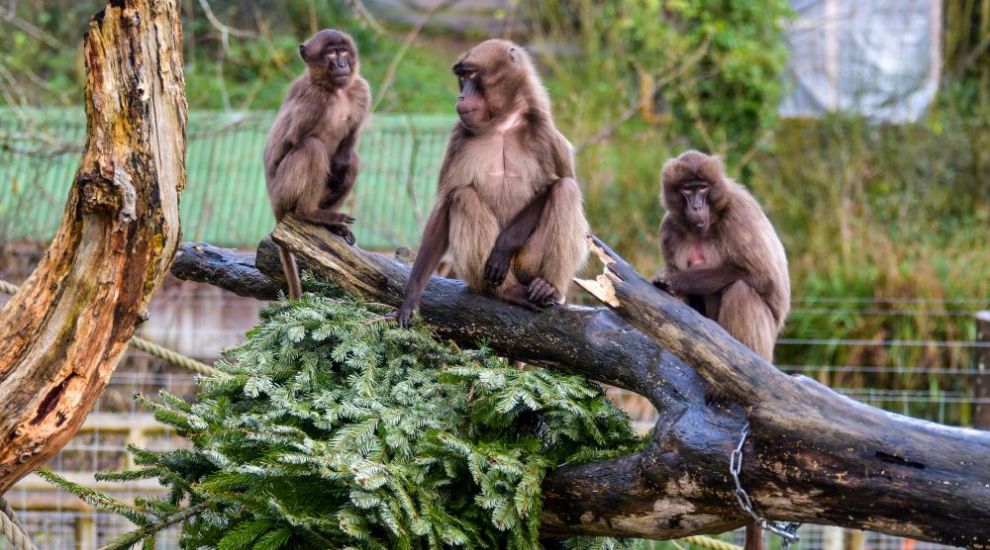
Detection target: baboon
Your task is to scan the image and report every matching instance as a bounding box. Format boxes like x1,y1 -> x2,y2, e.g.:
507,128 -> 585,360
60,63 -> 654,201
395,39 -> 589,326
654,150 -> 790,550
264,29 -> 370,299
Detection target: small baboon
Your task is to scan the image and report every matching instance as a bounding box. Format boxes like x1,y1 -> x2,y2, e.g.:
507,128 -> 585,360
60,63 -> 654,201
264,29 -> 370,299
655,150 -> 790,550
395,39 -> 589,326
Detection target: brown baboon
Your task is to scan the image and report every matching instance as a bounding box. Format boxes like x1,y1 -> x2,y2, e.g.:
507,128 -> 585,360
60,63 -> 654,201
654,150 -> 790,550
395,39 -> 589,326
264,29 -> 370,299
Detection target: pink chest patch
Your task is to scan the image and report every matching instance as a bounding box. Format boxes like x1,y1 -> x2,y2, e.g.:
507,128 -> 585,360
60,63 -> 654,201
688,244 -> 706,267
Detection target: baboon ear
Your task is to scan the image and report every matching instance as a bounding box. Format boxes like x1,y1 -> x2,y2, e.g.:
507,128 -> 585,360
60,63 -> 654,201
298,43 -> 309,62
508,47 -> 517,64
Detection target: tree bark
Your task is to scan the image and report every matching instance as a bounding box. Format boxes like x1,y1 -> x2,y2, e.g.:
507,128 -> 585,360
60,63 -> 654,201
0,0 -> 185,494
172,218 -> 990,547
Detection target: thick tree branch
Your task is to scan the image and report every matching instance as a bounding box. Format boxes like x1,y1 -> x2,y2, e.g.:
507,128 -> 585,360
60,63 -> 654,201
268,216 -> 702,400
172,219 -> 990,547
172,242 -> 284,300
0,0 -> 185,493
577,236 -> 990,546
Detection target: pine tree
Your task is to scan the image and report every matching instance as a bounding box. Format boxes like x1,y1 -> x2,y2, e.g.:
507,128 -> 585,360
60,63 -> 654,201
44,295 -> 642,549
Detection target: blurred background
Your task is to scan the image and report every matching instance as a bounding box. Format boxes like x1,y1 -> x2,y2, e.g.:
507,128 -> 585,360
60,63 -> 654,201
0,0 -> 988,548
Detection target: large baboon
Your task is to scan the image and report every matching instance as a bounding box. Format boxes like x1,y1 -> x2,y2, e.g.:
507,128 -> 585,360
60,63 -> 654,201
396,39 -> 589,326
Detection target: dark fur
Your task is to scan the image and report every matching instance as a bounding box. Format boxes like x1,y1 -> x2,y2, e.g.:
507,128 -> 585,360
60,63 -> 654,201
395,40 -> 589,326
655,150 -> 790,550
264,29 -> 371,299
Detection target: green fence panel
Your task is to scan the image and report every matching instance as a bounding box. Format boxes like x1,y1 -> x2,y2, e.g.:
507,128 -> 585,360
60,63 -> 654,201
0,108 -> 454,249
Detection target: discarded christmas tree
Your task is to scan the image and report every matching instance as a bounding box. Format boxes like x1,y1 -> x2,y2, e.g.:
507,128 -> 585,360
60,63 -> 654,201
45,295 -> 640,549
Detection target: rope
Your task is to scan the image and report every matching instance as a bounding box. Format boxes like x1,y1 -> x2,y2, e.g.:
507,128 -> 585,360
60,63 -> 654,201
0,497 -> 37,550
680,535 -> 743,550
0,280 -> 17,296
0,498 -> 28,538
128,336 -> 223,377
0,278 -> 223,377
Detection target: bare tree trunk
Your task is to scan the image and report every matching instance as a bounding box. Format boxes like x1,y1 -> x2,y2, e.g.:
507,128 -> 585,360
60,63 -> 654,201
0,0 -> 186,493
171,219 -> 990,547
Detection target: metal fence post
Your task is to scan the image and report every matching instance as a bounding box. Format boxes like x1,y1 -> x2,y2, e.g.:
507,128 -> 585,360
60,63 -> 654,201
976,312 -> 990,429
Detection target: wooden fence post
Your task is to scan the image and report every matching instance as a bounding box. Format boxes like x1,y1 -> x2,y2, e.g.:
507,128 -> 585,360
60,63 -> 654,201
975,311 -> 990,429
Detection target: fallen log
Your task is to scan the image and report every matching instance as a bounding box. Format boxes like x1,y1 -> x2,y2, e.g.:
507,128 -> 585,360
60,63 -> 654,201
170,217 -> 990,547
0,0 -> 186,494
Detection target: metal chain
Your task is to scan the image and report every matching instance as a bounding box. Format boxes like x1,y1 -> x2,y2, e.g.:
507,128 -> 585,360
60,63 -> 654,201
730,422 -> 802,549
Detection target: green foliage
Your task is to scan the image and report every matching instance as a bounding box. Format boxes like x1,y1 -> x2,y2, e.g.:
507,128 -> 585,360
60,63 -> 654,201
62,296 -> 640,549
943,0 -> 990,116
755,110 -> 990,421
626,0 -> 791,160
535,0 -> 791,164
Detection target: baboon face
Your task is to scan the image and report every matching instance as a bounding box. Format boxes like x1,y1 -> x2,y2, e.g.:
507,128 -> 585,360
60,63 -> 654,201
661,150 -> 729,234
452,39 -> 529,130
299,29 -> 357,88
453,61 -> 486,128
678,180 -> 712,232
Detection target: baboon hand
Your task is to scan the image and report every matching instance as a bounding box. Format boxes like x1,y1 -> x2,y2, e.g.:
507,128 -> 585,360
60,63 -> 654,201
483,247 -> 512,287
527,278 -> 559,307
325,211 -> 355,225
652,275 -> 673,294
665,270 -> 698,295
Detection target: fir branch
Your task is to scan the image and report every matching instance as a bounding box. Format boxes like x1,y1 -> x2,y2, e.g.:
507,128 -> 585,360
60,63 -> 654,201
36,470 -> 150,527
98,504 -> 207,550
